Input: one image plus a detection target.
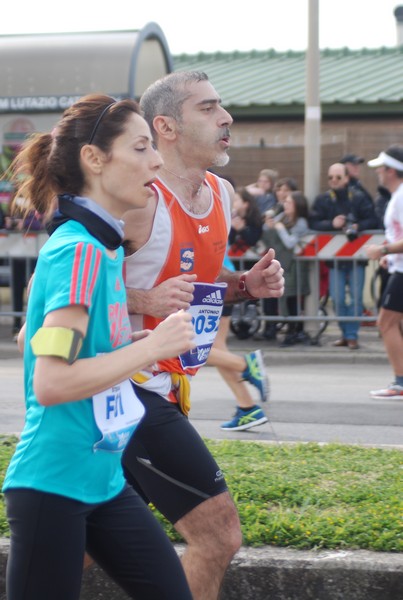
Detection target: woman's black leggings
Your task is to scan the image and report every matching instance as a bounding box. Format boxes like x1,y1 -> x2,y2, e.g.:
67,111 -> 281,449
5,485 -> 192,600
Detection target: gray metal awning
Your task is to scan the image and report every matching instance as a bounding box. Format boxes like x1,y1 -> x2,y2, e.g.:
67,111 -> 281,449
0,22 -> 173,113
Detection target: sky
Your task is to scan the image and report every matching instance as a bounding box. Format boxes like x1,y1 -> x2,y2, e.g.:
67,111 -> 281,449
1,0 -> 402,54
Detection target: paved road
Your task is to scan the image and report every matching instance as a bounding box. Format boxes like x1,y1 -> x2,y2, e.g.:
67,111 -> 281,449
189,362 -> 403,447
2,356 -> 402,447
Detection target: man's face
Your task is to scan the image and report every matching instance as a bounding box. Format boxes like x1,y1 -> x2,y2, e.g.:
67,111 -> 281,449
257,175 -> 272,193
345,162 -> 360,179
177,80 -> 233,168
375,165 -> 394,190
327,164 -> 349,191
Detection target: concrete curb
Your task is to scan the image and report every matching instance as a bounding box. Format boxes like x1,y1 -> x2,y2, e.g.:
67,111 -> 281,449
1,540 -> 403,599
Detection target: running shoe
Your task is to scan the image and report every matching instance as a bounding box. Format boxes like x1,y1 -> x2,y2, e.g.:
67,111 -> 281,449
241,349 -> 269,402
220,406 -> 268,431
370,383 -> 403,400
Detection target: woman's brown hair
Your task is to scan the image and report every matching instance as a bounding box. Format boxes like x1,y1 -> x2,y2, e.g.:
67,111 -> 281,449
7,95 -> 140,221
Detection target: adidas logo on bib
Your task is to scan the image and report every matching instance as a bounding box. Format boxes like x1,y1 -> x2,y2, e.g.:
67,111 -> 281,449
202,290 -> 223,305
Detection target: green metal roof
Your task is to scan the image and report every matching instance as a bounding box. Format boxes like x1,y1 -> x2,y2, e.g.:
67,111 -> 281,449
172,47 -> 403,118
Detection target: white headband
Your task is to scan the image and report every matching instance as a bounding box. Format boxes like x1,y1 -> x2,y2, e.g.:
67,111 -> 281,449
367,151 -> 403,171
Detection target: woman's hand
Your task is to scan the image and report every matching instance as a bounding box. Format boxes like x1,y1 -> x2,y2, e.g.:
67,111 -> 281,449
264,216 -> 276,229
149,310 -> 196,361
231,215 -> 245,231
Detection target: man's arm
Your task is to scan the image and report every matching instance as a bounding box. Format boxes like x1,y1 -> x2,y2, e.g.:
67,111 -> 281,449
366,239 -> 403,261
217,248 -> 284,303
123,199 -> 198,318
308,195 -> 336,231
126,250 -> 284,316
126,274 -> 197,318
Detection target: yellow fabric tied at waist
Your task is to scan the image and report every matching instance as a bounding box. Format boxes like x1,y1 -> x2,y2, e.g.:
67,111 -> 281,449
131,372 -> 150,385
170,373 -> 191,417
131,371 -> 191,417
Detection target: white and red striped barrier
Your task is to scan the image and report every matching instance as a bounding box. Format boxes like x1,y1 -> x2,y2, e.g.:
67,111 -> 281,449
297,232 -> 385,260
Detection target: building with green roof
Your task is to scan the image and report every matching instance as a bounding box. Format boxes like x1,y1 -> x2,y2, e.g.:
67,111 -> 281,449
173,46 -> 403,197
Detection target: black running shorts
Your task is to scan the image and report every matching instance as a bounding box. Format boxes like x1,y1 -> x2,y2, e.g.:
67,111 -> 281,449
381,271 -> 403,313
122,385 -> 228,524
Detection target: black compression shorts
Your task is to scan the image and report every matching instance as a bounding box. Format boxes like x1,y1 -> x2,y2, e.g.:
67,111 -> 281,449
381,271 -> 403,313
122,385 -> 228,524
5,485 -> 192,600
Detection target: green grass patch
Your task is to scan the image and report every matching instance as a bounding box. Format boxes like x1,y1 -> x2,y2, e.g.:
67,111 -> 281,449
1,437 -> 402,552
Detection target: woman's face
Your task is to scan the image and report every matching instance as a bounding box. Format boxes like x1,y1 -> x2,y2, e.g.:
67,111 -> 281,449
283,194 -> 295,217
233,192 -> 247,216
96,113 -> 163,217
276,184 -> 291,204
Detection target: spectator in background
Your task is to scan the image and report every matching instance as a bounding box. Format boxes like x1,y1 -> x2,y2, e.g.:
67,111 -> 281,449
261,191 -> 311,346
246,168 -> 278,215
340,154 -> 373,204
272,177 -> 299,216
309,162 -> 378,349
254,177 -> 299,341
228,187 -> 262,261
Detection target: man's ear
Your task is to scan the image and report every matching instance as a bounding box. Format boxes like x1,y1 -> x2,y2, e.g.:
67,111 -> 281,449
80,144 -> 104,175
153,115 -> 177,141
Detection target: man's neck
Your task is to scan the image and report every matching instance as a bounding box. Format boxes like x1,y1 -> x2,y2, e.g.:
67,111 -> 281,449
388,179 -> 403,194
330,187 -> 349,199
158,167 -> 212,214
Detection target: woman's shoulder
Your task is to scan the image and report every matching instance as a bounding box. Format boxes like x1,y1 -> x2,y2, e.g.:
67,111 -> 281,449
294,217 -> 309,233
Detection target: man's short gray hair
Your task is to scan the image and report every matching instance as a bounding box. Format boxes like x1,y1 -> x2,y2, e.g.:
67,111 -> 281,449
140,71 -> 209,139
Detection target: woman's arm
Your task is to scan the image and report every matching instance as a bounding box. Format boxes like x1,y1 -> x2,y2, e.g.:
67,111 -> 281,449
33,304 -> 195,406
275,218 -> 308,249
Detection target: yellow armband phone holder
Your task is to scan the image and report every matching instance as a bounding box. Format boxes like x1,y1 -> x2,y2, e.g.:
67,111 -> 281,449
31,327 -> 83,364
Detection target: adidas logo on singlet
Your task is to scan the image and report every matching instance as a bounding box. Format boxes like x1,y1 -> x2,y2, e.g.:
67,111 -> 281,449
202,290 -> 223,305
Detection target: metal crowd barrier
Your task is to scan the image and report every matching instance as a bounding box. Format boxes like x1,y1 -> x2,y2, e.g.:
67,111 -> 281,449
0,230 -> 386,337
228,230 -> 386,340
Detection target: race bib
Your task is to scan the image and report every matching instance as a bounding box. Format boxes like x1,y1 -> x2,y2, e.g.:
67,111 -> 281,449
92,379 -> 145,453
179,281 -> 227,369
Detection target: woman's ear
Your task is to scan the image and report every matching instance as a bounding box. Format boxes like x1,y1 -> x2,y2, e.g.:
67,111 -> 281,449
80,144 -> 104,175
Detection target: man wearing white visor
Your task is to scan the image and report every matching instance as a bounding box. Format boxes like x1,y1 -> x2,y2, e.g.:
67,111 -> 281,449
365,145 -> 403,399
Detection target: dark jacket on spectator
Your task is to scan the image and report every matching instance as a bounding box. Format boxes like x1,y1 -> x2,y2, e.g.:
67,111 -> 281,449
309,187 -> 378,267
309,187 -> 378,232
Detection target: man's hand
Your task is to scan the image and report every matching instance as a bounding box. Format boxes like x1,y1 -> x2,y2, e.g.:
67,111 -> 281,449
332,215 -> 346,230
365,244 -> 383,261
245,248 -> 284,298
126,274 -> 196,318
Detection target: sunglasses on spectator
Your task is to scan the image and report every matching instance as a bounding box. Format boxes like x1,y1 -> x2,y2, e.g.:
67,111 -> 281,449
328,175 -> 343,180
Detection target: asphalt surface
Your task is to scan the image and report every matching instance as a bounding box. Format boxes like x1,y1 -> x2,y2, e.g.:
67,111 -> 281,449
1,316 -> 402,448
